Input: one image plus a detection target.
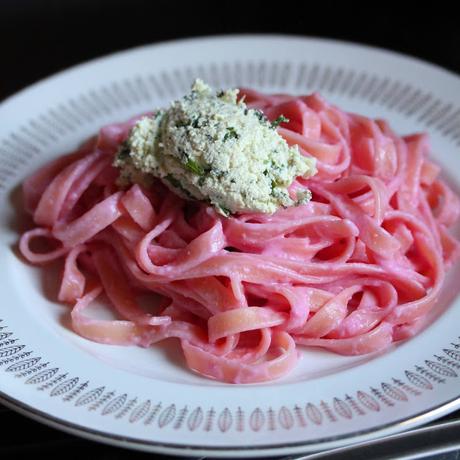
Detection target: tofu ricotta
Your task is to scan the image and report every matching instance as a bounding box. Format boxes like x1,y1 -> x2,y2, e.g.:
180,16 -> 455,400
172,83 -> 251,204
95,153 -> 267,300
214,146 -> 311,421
114,80 -> 316,215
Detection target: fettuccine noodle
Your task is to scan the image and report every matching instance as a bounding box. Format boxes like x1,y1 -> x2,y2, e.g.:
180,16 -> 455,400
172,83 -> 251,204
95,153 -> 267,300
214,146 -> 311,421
19,89 -> 460,383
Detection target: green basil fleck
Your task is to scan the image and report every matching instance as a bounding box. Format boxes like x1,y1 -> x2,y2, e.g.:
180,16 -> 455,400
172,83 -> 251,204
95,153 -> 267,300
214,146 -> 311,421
185,158 -> 205,175
254,110 -> 268,123
117,142 -> 130,160
175,119 -> 190,128
271,115 -> 289,129
223,127 -> 239,142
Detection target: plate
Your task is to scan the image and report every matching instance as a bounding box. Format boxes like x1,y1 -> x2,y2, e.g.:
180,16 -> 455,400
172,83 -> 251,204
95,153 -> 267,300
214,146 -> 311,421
1,35 -> 460,458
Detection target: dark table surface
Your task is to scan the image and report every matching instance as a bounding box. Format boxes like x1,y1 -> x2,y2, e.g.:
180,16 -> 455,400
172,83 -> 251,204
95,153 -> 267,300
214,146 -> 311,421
2,2 -> 460,458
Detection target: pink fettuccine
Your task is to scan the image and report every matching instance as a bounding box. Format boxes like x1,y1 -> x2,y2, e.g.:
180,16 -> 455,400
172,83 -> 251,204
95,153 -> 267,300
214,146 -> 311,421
19,90 -> 460,383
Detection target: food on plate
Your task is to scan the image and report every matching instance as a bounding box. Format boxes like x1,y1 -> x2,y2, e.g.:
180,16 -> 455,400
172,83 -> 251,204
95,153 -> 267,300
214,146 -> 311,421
114,79 -> 316,215
19,80 -> 460,383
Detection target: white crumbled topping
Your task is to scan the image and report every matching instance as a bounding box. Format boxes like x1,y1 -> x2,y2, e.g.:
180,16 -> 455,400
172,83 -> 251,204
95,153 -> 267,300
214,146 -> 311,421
114,79 -> 316,215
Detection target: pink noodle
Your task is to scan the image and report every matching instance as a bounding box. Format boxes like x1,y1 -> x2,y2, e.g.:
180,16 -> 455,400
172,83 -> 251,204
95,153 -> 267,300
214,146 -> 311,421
121,184 -> 156,231
58,244 -> 87,303
18,92 -> 460,383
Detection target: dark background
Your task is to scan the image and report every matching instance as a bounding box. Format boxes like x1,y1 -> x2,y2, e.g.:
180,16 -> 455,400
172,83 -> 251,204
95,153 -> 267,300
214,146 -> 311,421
1,1 -> 460,458
2,2 -> 460,101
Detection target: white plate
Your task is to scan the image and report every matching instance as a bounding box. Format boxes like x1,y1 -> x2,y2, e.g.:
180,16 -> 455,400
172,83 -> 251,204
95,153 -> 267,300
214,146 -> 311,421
1,35 -> 460,458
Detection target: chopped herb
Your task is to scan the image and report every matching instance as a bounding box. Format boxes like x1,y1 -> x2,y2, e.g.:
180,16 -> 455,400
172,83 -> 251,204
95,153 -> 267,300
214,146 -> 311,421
192,117 -> 200,128
117,142 -> 130,160
175,119 -> 190,128
164,175 -> 181,188
223,127 -> 239,142
178,147 -> 188,161
215,204 -> 231,217
185,158 -> 205,175
271,115 -> 289,129
244,108 -> 248,115
270,159 -> 282,173
216,90 -> 225,98
254,110 -> 268,123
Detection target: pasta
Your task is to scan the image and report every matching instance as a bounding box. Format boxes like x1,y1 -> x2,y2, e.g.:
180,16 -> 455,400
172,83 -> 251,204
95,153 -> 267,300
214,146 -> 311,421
19,89 -> 460,383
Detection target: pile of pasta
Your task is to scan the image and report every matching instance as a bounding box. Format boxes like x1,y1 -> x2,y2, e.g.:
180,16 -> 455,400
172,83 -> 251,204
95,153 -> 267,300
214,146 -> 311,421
19,89 -> 460,383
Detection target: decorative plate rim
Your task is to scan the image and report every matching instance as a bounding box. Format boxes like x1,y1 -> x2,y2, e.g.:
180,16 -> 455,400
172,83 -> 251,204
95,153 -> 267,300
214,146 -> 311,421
1,389 -> 460,457
2,34 -> 460,457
